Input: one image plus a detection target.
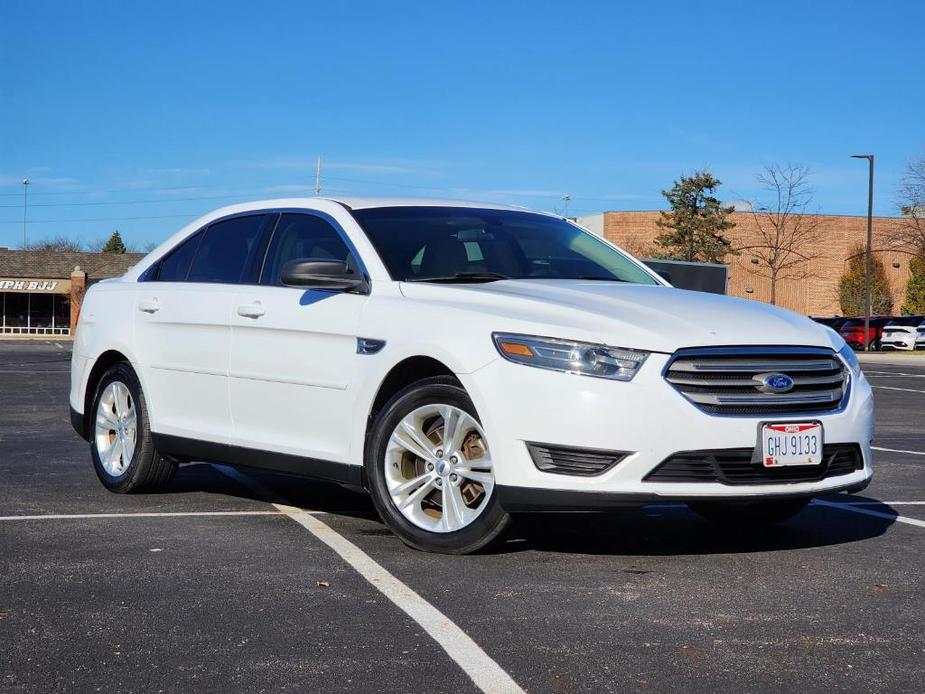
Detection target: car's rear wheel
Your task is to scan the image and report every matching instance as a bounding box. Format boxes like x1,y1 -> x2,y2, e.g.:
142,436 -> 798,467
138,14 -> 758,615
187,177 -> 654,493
90,362 -> 176,493
365,376 -> 510,554
687,498 -> 809,526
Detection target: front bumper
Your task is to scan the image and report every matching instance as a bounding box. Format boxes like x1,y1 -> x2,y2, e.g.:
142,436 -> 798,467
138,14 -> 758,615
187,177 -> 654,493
461,352 -> 874,510
881,337 -> 916,351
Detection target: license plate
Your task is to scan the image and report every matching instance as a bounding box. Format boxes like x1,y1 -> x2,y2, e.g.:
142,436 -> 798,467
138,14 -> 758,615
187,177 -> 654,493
760,422 -> 823,467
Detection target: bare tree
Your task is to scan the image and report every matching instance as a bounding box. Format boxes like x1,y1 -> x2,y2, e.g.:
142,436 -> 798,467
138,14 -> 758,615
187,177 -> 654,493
891,154 -> 925,258
739,164 -> 826,305
22,235 -> 83,252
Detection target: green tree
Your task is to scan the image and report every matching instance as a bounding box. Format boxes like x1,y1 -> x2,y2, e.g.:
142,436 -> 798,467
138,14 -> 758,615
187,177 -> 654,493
838,244 -> 893,316
102,230 -> 127,254
901,255 -> 925,315
654,171 -> 737,263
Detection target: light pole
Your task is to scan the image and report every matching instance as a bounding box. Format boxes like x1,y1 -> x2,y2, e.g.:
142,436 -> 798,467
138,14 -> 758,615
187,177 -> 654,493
21,178 -> 30,249
851,154 -> 874,351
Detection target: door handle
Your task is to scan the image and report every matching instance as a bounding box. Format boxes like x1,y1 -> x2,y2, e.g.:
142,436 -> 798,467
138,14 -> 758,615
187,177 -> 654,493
236,303 -> 265,319
138,299 -> 159,314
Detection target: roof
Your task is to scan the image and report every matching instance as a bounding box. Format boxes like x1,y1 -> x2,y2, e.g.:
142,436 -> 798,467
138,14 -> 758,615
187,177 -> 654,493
320,196 -> 528,211
0,248 -> 146,279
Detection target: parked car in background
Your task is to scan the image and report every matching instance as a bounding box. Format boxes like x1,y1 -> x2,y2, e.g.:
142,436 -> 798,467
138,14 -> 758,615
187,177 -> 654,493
880,316 -> 925,351
810,316 -> 851,333
68,198 -> 875,554
916,320 -> 925,351
839,317 -> 894,351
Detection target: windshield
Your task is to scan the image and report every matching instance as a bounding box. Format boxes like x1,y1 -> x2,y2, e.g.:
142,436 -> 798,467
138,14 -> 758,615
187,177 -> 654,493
351,206 -> 659,284
886,316 -> 923,327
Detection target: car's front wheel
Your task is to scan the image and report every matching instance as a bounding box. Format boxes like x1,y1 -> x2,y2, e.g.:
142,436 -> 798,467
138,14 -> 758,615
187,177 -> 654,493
90,362 -> 177,493
687,498 -> 810,526
365,377 -> 510,554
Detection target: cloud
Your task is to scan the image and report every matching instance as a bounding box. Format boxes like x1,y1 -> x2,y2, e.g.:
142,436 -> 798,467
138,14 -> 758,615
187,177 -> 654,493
140,167 -> 212,177
262,184 -> 316,194
248,158 -> 434,176
0,175 -> 81,189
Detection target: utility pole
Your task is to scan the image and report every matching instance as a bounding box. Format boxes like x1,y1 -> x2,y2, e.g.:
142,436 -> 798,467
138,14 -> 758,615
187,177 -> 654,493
851,154 -> 874,351
21,178 -> 30,249
315,155 -> 322,195
560,194 -> 572,218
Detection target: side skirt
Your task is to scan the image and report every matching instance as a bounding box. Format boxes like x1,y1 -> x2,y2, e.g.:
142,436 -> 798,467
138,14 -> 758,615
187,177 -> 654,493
151,433 -> 365,488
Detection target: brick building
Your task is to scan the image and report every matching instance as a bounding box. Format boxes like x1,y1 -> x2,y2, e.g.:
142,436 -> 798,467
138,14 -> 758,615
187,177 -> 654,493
577,211 -> 912,316
0,249 -> 144,337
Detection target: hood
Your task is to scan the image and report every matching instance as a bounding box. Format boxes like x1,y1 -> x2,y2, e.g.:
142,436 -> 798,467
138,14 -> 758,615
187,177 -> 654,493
399,280 -> 843,353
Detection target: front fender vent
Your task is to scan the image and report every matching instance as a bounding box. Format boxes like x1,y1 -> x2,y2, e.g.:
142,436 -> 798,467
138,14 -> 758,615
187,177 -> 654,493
527,443 -> 629,476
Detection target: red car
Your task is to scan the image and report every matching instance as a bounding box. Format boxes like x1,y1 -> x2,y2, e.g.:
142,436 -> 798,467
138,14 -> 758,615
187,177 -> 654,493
838,316 -> 894,351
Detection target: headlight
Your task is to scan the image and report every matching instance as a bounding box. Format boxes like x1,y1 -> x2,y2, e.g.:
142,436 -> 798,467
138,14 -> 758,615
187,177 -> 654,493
492,332 -> 649,381
837,343 -> 863,378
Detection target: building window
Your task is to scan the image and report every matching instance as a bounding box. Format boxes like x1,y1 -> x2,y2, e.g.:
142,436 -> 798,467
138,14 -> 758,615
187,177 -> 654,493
0,292 -> 71,336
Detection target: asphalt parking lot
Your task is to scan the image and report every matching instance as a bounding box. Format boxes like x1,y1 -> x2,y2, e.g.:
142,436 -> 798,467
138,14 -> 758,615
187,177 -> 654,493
1,341 -> 924,693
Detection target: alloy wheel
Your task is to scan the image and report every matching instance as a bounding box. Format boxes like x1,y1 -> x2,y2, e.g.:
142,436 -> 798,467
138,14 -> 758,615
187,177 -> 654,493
95,381 -> 138,476
384,404 -> 494,533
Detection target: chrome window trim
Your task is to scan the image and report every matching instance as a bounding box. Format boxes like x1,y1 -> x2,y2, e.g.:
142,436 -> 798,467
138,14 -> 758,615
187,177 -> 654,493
137,207 -> 371,291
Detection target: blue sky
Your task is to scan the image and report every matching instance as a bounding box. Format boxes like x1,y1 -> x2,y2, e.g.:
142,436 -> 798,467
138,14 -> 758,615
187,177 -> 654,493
1,0 -> 923,250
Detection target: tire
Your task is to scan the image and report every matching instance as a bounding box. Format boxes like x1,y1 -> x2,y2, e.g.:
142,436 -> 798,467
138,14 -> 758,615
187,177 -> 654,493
365,376 -> 510,554
89,362 -> 177,493
869,340 -> 881,351
687,498 -> 810,526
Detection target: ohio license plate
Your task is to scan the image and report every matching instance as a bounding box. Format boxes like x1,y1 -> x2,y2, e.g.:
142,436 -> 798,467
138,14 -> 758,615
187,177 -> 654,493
760,422 -> 823,467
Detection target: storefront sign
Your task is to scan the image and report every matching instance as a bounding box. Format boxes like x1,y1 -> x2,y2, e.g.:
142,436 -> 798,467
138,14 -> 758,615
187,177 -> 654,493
0,278 -> 71,293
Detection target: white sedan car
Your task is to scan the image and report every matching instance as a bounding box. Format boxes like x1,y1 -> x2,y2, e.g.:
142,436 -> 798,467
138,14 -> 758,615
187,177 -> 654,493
69,198 -> 874,553
880,316 -> 925,351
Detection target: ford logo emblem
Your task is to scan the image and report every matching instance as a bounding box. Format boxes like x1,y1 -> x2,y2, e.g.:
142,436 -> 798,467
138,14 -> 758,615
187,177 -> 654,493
755,372 -> 795,394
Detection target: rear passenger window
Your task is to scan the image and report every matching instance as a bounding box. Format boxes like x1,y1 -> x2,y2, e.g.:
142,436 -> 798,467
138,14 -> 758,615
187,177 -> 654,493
261,214 -> 354,286
187,215 -> 274,284
156,230 -> 202,282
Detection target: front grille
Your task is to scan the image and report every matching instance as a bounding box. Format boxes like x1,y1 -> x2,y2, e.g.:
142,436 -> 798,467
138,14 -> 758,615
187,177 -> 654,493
664,346 -> 847,415
644,443 -> 862,485
527,443 -> 628,476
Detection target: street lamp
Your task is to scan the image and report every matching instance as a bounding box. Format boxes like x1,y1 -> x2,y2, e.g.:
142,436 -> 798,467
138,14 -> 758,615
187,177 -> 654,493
21,178 -> 30,249
851,155 -> 874,351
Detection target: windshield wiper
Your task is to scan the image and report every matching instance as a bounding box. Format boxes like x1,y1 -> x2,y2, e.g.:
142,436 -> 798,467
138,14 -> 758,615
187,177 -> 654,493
575,275 -> 628,282
406,272 -> 511,284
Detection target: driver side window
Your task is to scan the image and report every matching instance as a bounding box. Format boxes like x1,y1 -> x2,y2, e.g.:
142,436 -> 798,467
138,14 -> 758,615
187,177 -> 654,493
260,213 -> 355,286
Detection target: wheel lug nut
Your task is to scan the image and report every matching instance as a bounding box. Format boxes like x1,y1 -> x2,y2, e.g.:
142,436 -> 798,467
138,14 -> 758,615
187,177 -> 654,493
426,462 -> 434,472
450,456 -> 458,464
450,474 -> 458,483
435,478 -> 443,487
435,449 -> 444,458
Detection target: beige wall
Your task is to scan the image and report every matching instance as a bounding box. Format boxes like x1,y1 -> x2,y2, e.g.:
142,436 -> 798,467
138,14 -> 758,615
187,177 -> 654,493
602,211 -> 912,316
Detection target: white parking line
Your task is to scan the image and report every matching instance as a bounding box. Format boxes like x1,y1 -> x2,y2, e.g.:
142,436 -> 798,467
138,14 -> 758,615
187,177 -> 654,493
812,499 -> 925,529
865,370 -> 925,378
213,464 -> 525,694
843,501 -> 925,506
871,385 -> 925,394
0,510 -> 295,521
872,445 -> 925,457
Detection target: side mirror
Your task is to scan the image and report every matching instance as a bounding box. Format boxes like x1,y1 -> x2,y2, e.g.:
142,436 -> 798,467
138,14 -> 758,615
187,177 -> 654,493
655,269 -> 673,284
281,258 -> 367,292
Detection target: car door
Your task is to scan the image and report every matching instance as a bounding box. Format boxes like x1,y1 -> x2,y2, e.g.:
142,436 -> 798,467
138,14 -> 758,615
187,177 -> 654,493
228,212 -> 369,465
134,213 -> 275,443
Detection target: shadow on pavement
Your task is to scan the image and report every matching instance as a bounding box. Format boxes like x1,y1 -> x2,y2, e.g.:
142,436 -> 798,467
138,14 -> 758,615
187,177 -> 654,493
162,462 -> 379,519
501,496 -> 897,556
159,463 -> 898,557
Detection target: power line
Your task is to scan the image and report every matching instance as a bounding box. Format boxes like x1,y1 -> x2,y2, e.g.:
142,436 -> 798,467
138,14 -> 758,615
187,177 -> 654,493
0,213 -> 203,224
